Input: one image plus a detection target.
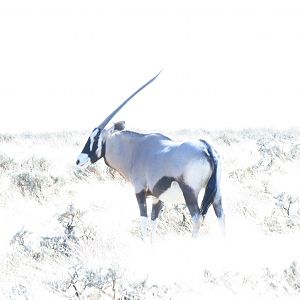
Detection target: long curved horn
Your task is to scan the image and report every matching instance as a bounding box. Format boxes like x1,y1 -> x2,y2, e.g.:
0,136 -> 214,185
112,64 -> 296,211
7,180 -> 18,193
97,70 -> 162,129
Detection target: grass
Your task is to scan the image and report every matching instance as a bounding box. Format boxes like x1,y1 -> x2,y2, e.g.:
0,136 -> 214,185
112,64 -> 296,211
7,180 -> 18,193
0,128 -> 300,299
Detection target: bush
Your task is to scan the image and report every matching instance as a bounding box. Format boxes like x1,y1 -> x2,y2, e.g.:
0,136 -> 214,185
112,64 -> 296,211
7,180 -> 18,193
73,164 -> 126,184
0,133 -> 14,142
263,193 -> 300,233
284,262 -> 300,293
12,171 -> 64,200
41,204 -> 95,257
21,156 -> 50,172
0,153 -> 16,172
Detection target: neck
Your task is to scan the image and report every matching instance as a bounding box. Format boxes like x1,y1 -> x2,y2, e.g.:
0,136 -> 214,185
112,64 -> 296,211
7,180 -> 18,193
103,131 -> 137,180
101,140 -> 106,159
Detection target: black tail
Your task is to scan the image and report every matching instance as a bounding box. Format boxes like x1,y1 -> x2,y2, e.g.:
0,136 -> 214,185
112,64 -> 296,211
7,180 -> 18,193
200,140 -> 219,218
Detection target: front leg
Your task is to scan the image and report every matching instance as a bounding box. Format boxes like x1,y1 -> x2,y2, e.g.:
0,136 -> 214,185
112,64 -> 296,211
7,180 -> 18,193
136,190 -> 148,240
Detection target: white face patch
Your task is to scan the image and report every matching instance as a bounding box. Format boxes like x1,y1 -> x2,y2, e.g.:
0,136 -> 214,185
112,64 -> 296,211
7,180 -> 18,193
76,153 -> 91,168
89,129 -> 100,152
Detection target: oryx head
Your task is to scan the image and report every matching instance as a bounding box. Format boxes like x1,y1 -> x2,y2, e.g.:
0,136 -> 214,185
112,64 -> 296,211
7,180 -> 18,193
76,121 -> 125,167
76,71 -> 161,167
76,127 -> 104,167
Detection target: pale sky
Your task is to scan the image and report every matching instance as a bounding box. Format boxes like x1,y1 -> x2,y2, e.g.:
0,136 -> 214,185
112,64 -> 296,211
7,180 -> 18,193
1,0 -> 299,133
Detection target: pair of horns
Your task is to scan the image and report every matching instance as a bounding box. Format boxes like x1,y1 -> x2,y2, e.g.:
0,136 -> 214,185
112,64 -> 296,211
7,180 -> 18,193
97,70 -> 162,130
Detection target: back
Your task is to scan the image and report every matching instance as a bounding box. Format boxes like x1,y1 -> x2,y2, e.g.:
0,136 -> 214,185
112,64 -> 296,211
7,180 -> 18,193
129,134 -> 212,191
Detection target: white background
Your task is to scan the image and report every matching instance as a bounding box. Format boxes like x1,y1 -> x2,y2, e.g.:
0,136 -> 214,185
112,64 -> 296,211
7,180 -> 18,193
1,0 -> 300,133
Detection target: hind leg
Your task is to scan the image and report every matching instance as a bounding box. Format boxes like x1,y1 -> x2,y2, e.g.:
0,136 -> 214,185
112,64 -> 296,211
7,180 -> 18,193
151,198 -> 163,241
179,182 -> 201,238
213,196 -> 225,236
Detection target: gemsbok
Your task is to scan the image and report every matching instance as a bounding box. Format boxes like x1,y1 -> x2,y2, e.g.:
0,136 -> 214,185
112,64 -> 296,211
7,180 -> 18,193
76,72 -> 225,239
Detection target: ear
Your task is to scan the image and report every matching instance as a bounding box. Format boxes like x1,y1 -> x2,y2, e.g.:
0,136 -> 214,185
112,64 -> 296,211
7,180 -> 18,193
113,121 -> 125,131
103,121 -> 125,140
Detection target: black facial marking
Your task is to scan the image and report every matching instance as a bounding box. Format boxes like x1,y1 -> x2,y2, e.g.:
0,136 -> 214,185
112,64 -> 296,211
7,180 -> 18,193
152,176 -> 175,198
90,131 -> 100,163
81,128 -> 102,164
81,139 -> 91,154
